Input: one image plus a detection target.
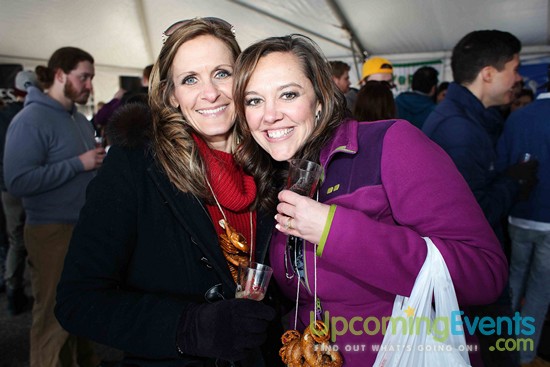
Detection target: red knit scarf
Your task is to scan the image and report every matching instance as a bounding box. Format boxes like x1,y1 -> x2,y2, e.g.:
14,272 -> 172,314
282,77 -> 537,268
193,134 -> 257,260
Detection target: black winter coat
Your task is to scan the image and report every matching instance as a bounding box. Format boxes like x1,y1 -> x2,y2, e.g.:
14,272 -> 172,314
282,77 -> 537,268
55,105 -> 279,366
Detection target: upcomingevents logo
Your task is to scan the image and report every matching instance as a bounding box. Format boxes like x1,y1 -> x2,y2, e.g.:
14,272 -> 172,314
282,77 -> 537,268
309,309 -> 535,353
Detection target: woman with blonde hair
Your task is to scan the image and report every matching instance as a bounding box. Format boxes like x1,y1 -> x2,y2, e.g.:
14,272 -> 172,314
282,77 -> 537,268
55,18 -> 279,366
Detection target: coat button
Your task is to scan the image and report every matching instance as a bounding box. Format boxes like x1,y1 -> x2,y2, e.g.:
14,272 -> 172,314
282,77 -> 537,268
200,256 -> 212,269
204,283 -> 225,303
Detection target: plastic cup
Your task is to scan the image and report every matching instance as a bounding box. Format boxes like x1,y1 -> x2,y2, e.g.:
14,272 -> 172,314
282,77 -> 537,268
94,136 -> 104,148
235,262 -> 273,301
285,159 -> 323,198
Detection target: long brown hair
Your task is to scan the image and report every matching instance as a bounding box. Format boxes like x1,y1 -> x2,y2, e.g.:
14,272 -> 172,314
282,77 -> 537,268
353,81 -> 396,121
233,34 -> 346,211
148,18 -> 241,197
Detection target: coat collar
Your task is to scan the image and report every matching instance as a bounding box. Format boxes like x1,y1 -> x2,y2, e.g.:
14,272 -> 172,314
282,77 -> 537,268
319,118 -> 358,166
106,103 -> 152,148
446,82 -> 486,119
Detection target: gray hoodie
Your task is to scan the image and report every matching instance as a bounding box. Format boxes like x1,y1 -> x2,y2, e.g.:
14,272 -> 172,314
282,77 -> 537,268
4,86 -> 96,224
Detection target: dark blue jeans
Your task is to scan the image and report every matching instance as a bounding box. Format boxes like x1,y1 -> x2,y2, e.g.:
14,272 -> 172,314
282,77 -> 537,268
509,224 -> 550,363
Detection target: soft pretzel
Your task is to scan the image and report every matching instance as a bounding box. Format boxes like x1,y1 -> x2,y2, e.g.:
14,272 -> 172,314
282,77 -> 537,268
219,219 -> 249,252
302,326 -> 342,367
282,330 -> 301,344
279,322 -> 342,367
307,319 -> 330,343
287,339 -> 304,366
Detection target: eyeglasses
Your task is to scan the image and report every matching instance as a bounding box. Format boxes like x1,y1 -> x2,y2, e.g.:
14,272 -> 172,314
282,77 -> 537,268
161,17 -> 235,44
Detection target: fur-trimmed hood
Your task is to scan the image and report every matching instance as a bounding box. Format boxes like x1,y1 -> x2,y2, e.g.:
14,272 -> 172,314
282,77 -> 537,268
106,103 -> 152,148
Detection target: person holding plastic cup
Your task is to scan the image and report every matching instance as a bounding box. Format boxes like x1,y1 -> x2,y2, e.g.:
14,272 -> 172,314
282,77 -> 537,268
55,18 -> 280,366
233,34 -> 508,366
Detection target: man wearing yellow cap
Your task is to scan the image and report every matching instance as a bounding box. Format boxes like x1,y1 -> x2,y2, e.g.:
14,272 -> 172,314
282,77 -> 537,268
360,56 -> 394,84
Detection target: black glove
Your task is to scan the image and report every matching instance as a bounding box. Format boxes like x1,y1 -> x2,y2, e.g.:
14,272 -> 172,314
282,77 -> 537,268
176,298 -> 276,362
506,160 -> 538,182
506,160 -> 538,200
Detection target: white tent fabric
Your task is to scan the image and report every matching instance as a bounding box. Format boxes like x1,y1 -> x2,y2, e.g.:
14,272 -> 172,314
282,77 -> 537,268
1,0 -> 549,115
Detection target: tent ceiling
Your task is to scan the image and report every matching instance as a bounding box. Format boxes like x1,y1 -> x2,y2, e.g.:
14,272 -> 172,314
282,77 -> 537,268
343,0 -> 549,57
1,0 -> 548,70
1,0 -> 548,105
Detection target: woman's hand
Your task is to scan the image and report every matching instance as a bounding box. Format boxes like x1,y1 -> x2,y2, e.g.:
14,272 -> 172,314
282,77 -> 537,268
275,189 -> 330,244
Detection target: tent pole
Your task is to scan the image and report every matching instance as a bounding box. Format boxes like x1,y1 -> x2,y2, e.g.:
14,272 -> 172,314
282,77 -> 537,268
325,0 -> 367,80
135,0 -> 154,63
325,0 -> 366,54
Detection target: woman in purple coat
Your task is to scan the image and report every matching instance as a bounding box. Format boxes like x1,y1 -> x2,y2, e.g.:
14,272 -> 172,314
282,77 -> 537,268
233,34 -> 507,366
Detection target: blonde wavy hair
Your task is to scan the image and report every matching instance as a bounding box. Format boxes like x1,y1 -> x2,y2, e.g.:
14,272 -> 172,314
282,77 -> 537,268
148,18 -> 241,197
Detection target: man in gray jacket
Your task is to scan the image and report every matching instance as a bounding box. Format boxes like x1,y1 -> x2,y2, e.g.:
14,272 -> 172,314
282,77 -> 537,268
4,47 -> 105,367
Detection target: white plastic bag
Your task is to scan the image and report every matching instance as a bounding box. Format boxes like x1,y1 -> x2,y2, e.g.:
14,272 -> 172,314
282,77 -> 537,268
372,237 -> 471,367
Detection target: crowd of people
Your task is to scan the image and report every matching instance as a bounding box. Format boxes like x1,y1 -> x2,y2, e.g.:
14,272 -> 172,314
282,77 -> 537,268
0,16 -> 548,367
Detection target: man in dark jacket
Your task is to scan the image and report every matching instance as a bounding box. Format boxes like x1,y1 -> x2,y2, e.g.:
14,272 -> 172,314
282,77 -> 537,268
496,79 -> 550,366
423,30 -> 538,367
395,66 -> 438,129
423,30 -> 537,245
